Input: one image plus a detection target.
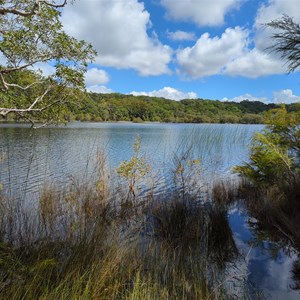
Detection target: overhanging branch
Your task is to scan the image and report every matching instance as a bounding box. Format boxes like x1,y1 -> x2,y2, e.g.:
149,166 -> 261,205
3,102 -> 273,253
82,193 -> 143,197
0,1 -> 68,17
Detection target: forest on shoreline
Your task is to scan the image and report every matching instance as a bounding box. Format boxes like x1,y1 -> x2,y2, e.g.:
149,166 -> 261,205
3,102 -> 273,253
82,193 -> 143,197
67,92 -> 300,124
2,90 -> 299,125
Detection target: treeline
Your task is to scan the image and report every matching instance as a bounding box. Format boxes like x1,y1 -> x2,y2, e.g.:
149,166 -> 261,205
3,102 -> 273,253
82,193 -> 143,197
67,92 -> 299,124
2,89 -> 299,124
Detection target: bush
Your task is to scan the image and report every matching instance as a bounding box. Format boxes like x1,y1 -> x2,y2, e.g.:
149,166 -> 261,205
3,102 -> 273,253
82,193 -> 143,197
234,106 -> 300,197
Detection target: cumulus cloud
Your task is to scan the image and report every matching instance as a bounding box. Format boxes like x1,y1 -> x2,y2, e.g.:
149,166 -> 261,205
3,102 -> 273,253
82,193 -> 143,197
167,30 -> 196,41
130,87 -> 197,101
87,85 -> 114,94
176,27 -> 249,78
225,48 -> 284,77
62,0 -> 172,76
85,68 -> 110,86
255,0 -> 300,29
222,93 -> 269,103
254,0 -> 300,54
176,25 -> 287,78
160,0 -> 241,26
222,90 -> 300,104
251,0 -> 300,75
173,0 -> 300,79
273,89 -> 300,104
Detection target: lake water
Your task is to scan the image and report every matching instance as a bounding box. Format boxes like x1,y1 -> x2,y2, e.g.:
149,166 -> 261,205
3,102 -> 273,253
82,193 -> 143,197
0,122 -> 260,196
0,122 -> 299,299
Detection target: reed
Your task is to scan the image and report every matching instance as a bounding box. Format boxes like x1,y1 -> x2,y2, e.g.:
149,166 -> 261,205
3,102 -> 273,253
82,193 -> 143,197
0,141 -> 249,299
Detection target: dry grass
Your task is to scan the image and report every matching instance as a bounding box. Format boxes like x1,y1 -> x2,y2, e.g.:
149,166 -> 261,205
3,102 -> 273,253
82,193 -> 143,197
0,146 -> 249,299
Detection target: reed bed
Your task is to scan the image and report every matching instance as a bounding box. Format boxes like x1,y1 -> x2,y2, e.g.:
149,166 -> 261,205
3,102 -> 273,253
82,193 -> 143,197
0,144 -> 247,300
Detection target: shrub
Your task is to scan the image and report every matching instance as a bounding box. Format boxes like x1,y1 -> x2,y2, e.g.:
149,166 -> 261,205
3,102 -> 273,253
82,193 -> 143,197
234,106 -> 300,195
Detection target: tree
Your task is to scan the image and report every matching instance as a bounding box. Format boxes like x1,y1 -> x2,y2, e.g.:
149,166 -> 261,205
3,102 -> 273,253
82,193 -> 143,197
0,0 -> 96,126
266,14 -> 300,73
234,15 -> 300,199
234,106 -> 300,190
116,136 -> 151,200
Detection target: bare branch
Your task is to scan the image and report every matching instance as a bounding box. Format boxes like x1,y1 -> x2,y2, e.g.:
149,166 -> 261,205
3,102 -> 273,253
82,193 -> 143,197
0,73 -> 8,91
4,81 -> 42,90
0,99 -> 61,116
15,112 -> 54,129
0,1 -> 68,17
28,86 -> 51,110
0,72 -> 42,91
0,85 -> 56,116
40,0 -> 67,9
0,57 -> 52,74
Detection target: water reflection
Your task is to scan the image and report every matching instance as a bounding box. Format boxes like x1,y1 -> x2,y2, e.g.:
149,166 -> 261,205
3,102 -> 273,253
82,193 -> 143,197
229,207 -> 300,299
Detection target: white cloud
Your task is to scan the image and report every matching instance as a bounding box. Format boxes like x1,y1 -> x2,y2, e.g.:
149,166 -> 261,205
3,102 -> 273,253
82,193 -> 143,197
222,93 -> 269,103
222,90 -> 300,104
62,0 -> 172,76
225,48 -> 284,78
273,89 -> 300,104
222,0 -> 300,79
160,0 -> 241,26
255,0 -> 300,28
85,68 -> 110,86
130,87 -> 197,101
176,27 -> 249,78
87,85 -> 114,94
167,30 -> 196,41
254,0 -> 300,54
176,25 -> 288,79
31,62 -> 56,77
174,0 -> 300,79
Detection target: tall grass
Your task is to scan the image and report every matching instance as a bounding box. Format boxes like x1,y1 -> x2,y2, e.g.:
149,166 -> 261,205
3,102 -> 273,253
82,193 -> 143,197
0,142 -> 251,299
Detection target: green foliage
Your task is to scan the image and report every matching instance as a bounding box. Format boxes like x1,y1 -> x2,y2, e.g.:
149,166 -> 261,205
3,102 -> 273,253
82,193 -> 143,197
116,136 -> 151,197
0,0 -> 96,125
173,149 -> 202,200
74,92 -> 287,124
234,106 -> 300,190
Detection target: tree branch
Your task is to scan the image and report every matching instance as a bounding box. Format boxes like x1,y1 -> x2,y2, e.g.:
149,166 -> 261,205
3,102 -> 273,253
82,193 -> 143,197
0,99 -> 61,116
0,85 -> 58,116
0,1 -> 68,17
266,14 -> 300,73
0,57 -> 52,75
0,72 -> 42,91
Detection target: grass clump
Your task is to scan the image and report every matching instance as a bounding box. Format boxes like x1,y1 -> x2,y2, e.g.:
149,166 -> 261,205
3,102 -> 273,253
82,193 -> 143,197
0,138 -> 246,299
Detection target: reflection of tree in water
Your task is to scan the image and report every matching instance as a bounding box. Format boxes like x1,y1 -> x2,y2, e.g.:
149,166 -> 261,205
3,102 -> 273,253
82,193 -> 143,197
206,207 -> 239,268
291,260 -> 300,290
151,197 -> 239,270
241,182 -> 300,292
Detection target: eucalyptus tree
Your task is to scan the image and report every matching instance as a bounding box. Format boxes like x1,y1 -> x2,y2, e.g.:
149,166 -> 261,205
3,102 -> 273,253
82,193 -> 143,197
0,0 -> 96,126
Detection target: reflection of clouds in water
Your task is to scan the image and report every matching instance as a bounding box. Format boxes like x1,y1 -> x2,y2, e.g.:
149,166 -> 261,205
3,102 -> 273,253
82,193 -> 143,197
229,207 -> 300,299
247,252 -> 299,299
266,252 -> 298,294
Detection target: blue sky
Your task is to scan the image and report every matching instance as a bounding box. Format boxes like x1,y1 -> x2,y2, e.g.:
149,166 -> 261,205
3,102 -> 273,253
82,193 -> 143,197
58,0 -> 300,103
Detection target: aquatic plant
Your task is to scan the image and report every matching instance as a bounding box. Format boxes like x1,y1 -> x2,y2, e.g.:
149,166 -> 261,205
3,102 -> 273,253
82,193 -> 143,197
0,141 -> 244,299
116,136 -> 151,199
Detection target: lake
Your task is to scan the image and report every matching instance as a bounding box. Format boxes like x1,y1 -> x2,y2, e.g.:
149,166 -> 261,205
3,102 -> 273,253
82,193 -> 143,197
0,122 -> 299,299
0,122 -> 260,196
